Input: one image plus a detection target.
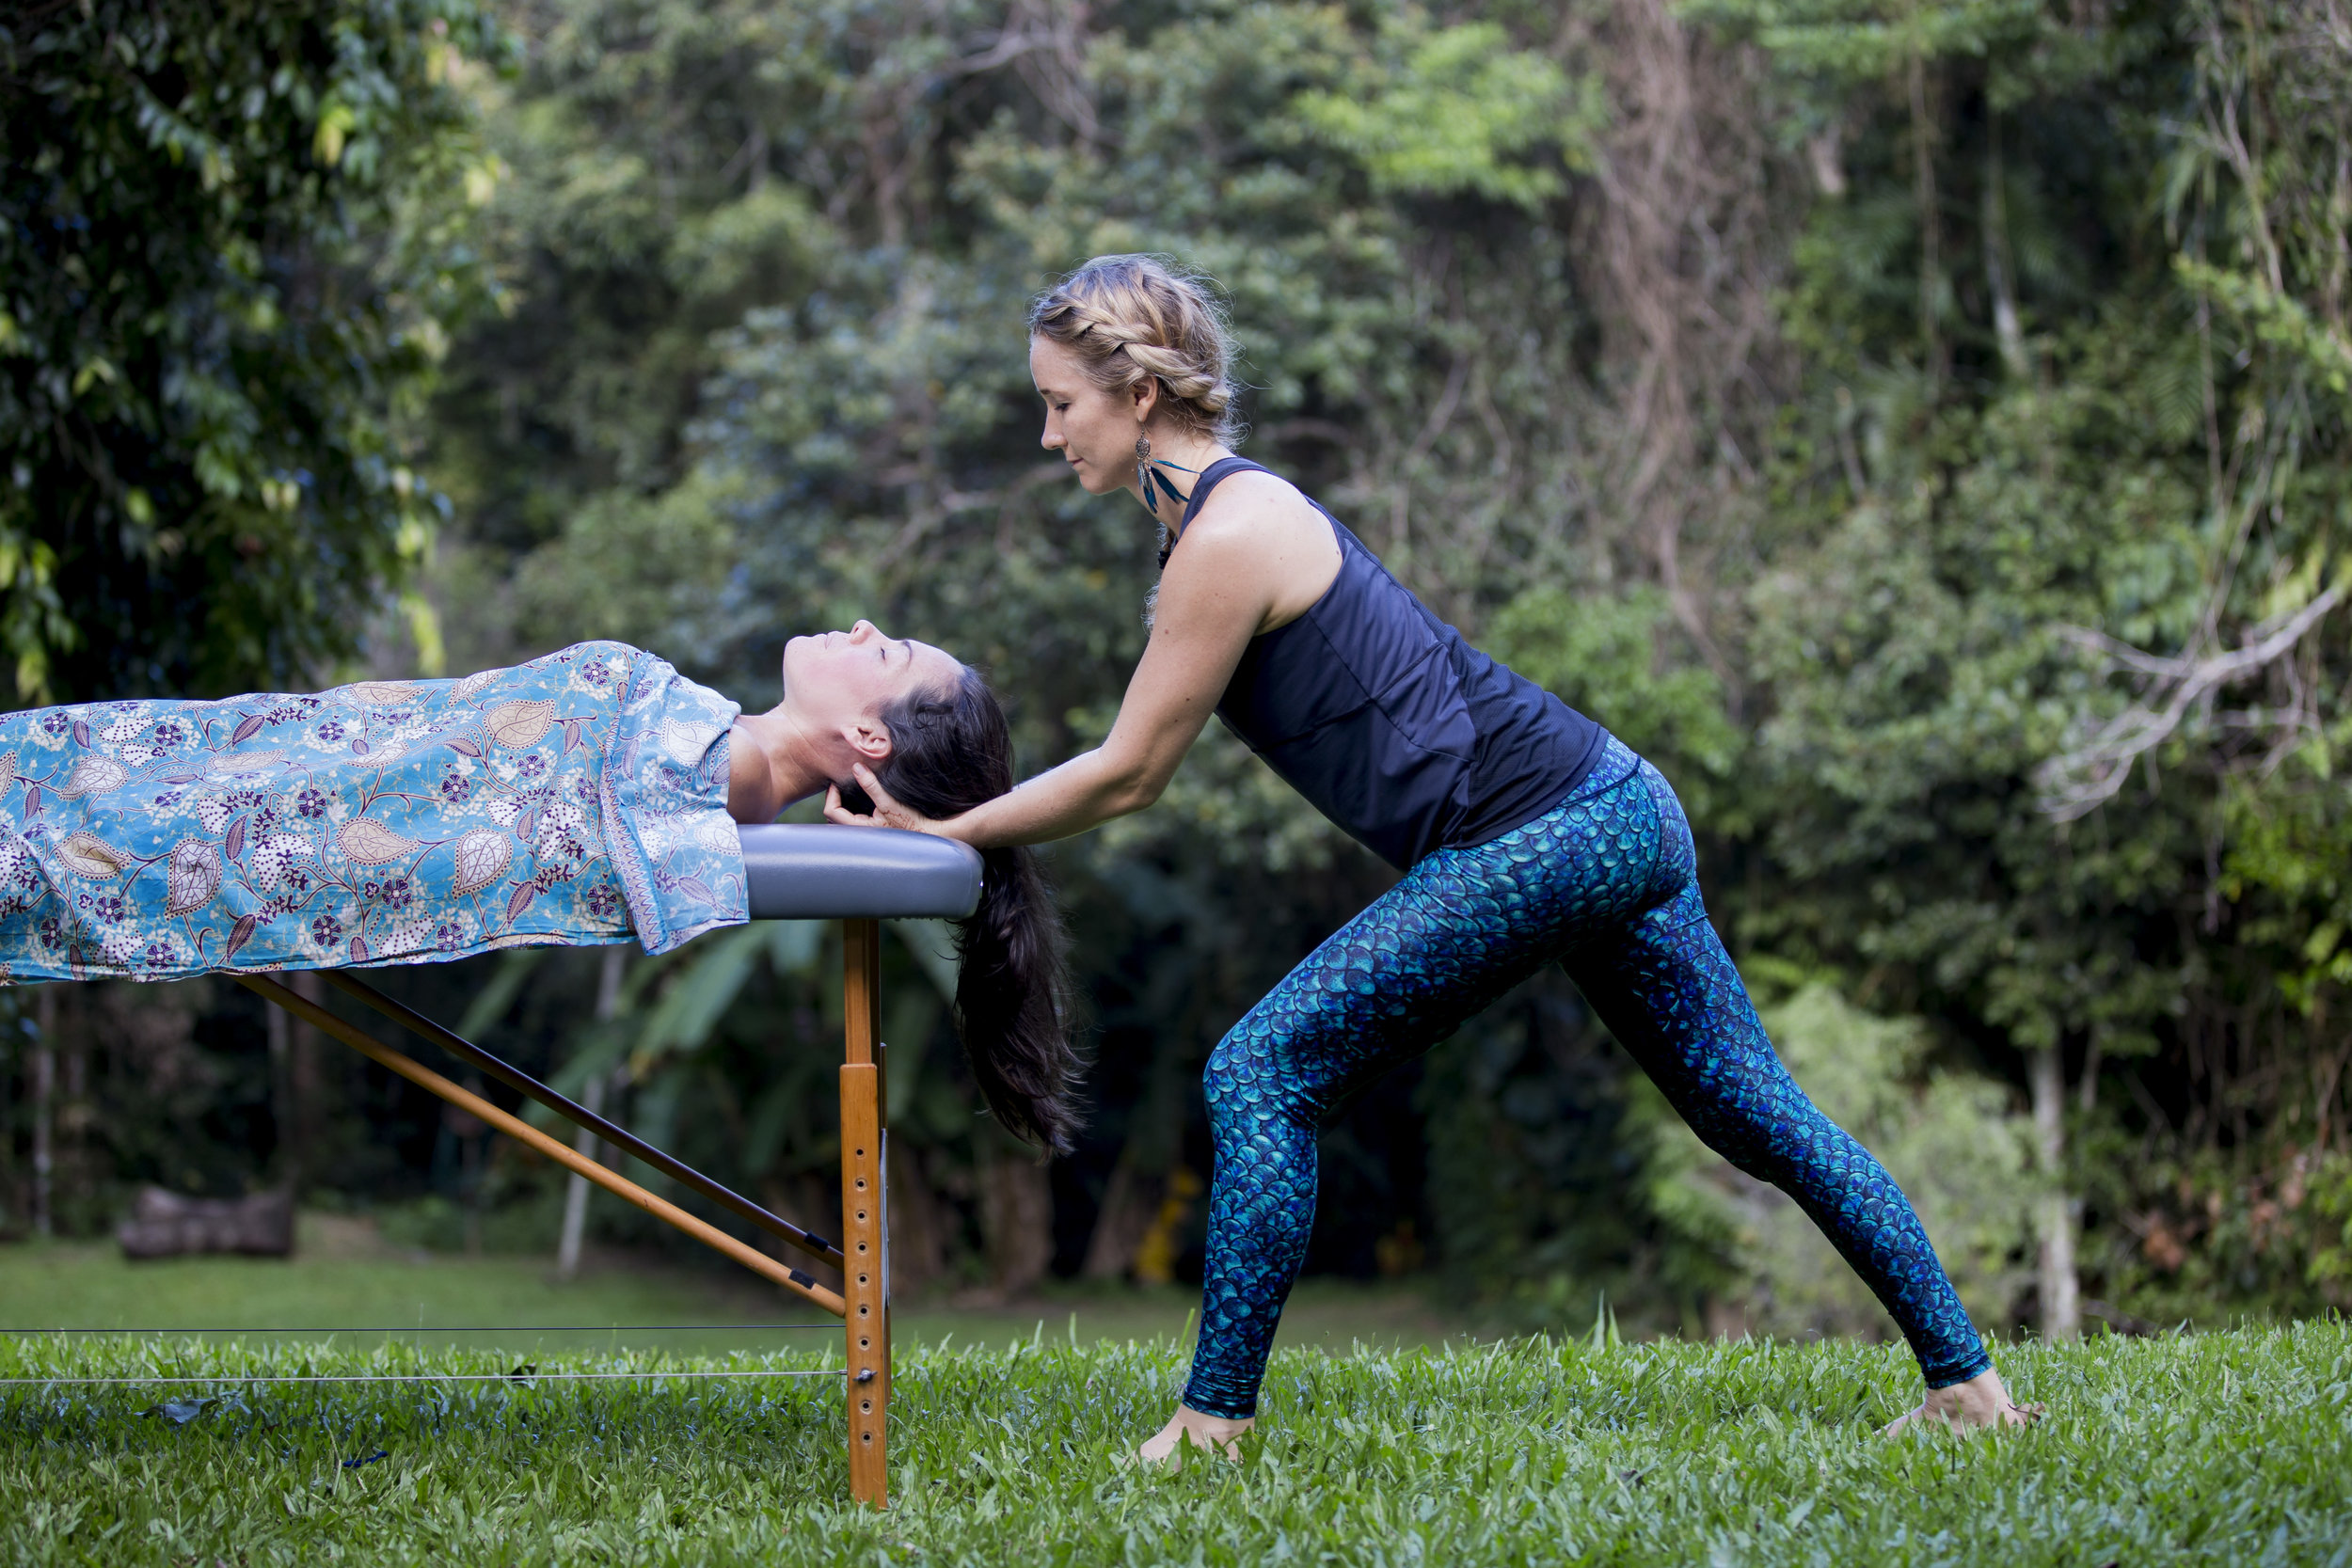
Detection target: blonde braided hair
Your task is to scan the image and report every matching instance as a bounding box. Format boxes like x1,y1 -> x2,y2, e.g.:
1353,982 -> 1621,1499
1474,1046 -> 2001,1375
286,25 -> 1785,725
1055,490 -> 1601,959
1027,255 -> 1242,443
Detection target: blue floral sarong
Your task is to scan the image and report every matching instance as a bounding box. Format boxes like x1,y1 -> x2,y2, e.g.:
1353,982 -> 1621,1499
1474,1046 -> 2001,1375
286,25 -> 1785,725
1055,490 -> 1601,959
0,641 -> 747,984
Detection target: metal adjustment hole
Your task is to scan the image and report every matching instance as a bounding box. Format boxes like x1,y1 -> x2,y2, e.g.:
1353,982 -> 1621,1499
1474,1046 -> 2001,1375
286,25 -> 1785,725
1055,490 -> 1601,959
861,1399 -> 872,1414
857,1273 -> 869,1287
858,1305 -> 869,1317
859,1336 -> 871,1350
856,1209 -> 867,1223
862,1431 -> 873,1445
856,1241 -> 868,1254
854,1177 -> 866,1191
854,1148 -> 865,1158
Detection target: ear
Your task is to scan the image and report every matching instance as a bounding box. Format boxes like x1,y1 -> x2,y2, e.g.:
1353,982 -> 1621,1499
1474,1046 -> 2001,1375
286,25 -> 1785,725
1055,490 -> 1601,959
1130,374 -> 1160,424
845,718 -> 894,765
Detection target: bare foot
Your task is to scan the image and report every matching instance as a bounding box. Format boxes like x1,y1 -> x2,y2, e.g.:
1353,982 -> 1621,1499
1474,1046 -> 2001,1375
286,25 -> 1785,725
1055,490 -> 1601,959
1877,1367 -> 2043,1436
1136,1404 -> 1256,1467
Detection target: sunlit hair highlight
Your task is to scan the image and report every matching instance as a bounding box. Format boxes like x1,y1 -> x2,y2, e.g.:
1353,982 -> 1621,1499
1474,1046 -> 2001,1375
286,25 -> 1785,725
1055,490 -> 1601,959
1027,254 -> 1242,443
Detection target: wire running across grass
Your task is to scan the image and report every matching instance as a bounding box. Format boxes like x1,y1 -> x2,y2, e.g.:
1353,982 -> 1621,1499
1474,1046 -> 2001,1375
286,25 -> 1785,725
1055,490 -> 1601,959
0,1323 -> 841,1336
0,1368 -> 851,1386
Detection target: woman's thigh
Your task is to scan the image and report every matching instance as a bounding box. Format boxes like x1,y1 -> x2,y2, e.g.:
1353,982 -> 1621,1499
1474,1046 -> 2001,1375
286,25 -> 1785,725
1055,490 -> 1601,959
1559,768 -> 1801,1160
1211,761 -> 1678,1117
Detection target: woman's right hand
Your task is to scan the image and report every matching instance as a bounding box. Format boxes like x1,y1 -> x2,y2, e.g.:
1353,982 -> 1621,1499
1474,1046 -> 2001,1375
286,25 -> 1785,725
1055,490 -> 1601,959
824,762 -> 954,837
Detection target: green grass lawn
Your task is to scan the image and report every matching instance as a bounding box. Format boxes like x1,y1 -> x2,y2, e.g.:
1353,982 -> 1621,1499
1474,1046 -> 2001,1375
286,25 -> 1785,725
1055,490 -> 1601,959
0,1223 -> 1467,1358
3,1240 -> 2348,1564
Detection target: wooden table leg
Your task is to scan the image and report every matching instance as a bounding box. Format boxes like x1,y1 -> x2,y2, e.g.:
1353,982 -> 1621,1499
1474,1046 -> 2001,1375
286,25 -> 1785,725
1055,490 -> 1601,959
841,918 -> 890,1508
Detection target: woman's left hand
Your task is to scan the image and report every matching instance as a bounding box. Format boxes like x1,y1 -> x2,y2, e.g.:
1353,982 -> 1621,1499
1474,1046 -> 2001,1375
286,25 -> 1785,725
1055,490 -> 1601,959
824,762 -> 951,837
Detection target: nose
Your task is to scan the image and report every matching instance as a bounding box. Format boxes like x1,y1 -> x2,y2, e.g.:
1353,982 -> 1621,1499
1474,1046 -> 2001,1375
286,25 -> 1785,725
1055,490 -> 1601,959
849,619 -> 878,643
1040,418 -> 1063,451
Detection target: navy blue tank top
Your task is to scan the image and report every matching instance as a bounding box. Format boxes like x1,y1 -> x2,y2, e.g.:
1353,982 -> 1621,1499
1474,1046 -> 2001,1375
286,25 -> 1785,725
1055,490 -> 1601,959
1175,458 -> 1606,871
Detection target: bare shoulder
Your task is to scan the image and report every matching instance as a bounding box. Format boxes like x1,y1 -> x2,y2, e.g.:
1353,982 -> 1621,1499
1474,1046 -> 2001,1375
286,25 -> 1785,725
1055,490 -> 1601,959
1183,467 -> 1321,546
1170,467 -> 1342,630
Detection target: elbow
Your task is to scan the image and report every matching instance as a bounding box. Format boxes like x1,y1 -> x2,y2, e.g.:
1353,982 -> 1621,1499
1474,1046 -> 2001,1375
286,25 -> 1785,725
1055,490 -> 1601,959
1104,765 -> 1168,818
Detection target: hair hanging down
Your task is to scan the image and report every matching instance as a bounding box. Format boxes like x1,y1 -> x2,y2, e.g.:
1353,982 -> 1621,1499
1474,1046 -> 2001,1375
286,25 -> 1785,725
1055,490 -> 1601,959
1027,254 -> 1243,444
845,666 -> 1084,1155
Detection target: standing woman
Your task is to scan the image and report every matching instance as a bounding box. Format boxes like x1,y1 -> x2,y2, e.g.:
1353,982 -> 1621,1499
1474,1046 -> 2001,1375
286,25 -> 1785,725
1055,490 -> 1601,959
830,255 -> 2035,1456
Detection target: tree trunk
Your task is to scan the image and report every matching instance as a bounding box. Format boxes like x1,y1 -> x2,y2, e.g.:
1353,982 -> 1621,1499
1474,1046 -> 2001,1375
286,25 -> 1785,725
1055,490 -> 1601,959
268,1000 -> 294,1185
1982,116 -> 2029,381
2030,1044 -> 2080,1339
978,1154 -> 1055,1297
1908,46 -> 1944,387
29,989 -> 54,1237
289,971 -> 323,1192
884,1143 -> 947,1297
558,947 -> 626,1278
61,1026 -> 84,1204
1081,1159 -> 1161,1281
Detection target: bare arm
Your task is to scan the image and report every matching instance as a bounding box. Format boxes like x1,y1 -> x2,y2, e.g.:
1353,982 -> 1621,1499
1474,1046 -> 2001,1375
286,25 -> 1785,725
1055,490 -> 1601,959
827,473 -> 1335,847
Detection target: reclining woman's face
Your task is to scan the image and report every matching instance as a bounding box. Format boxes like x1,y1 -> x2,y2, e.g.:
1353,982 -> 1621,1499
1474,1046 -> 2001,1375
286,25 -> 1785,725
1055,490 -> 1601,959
780,620 -> 962,770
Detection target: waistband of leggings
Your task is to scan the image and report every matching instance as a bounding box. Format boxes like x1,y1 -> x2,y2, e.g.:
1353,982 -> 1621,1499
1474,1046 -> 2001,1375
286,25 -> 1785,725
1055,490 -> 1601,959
1558,731 -> 1641,806
1433,733 -> 1644,863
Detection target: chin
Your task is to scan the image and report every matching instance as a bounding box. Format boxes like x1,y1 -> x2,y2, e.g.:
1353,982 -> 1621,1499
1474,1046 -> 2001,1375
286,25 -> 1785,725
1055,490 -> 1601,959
778,634 -> 813,691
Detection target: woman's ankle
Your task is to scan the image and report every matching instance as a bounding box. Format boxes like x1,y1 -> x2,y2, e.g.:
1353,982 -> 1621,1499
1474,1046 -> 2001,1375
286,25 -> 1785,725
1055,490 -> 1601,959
1880,1366 -> 2042,1435
1137,1403 -> 1256,1465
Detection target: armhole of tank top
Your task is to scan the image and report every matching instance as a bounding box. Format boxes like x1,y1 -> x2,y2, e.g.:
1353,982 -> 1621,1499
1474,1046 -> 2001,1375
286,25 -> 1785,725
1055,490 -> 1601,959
1289,502 -> 1351,619
1172,461 -> 1347,641
1172,457 -> 1270,545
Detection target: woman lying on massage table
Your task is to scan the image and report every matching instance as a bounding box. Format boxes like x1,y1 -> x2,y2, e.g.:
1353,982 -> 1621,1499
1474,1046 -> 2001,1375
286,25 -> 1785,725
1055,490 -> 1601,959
0,626 -> 1081,1149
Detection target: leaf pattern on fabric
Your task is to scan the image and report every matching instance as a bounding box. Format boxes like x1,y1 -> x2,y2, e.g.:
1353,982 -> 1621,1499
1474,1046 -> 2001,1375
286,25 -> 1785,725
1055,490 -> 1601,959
484,700 -> 556,749
164,839 -> 222,916
338,819 -> 419,866
451,668 -> 507,703
208,750 -> 286,776
58,832 -> 132,879
0,641 -> 746,983
451,829 -> 513,895
50,756 -> 129,799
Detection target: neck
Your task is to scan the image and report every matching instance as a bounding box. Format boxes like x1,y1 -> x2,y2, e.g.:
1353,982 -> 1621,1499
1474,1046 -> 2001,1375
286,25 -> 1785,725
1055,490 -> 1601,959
1134,429 -> 1230,531
729,705 -> 834,821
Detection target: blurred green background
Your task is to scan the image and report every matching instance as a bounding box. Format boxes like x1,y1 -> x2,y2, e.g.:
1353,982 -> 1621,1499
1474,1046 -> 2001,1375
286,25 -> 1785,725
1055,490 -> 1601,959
5,0 -> 2351,1353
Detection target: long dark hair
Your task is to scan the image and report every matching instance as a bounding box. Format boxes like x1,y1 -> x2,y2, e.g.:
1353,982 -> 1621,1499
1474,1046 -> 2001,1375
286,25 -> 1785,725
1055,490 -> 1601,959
844,666 -> 1083,1154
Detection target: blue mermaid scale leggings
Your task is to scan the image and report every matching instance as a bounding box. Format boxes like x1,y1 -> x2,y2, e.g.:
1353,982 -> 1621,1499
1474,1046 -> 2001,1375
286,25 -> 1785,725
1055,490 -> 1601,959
1184,737 -> 1991,1419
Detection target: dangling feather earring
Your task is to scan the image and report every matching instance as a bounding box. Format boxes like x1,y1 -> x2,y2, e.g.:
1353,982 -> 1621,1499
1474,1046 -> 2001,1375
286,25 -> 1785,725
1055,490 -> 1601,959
1135,434 -> 1200,570
1134,434 -> 1162,510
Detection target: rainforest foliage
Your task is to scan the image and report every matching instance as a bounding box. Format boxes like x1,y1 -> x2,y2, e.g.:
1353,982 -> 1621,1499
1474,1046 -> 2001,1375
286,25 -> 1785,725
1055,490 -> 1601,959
0,0 -> 506,702
8,0 -> 2352,1341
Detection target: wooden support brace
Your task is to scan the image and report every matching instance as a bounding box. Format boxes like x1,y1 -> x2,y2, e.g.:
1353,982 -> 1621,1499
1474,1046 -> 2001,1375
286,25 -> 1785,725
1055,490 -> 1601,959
321,971 -> 843,1268
840,918 -> 890,1508
236,974 -> 847,1319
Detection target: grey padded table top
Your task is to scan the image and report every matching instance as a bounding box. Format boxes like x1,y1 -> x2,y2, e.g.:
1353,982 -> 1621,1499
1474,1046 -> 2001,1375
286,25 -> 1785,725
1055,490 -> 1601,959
738,824 -> 982,921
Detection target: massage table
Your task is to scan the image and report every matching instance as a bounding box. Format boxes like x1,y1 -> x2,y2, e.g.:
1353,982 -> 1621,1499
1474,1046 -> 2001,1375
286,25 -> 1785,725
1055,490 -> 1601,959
234,822 -> 979,1510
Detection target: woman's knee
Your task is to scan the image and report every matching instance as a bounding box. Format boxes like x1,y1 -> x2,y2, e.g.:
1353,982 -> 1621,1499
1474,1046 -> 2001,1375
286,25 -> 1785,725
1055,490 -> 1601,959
1203,1022 -> 1331,1140
1201,1027 -> 1267,1129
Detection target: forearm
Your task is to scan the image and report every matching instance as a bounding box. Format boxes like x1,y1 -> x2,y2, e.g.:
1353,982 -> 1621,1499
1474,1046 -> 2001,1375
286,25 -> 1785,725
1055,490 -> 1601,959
948,746 -> 1160,847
